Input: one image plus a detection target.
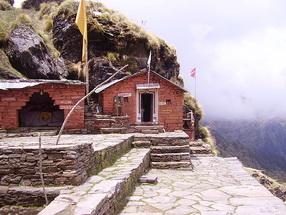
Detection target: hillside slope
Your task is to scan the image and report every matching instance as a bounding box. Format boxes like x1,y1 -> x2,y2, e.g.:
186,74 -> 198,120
207,119 -> 286,182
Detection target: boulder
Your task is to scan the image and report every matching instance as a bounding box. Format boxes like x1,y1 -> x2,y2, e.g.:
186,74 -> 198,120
5,24 -> 67,79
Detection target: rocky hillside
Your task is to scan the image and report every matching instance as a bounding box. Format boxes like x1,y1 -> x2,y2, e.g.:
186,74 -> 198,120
246,167 -> 286,202
0,0 -> 181,89
207,119 -> 286,183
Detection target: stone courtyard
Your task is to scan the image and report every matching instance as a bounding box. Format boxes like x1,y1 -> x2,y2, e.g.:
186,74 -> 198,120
0,133 -> 286,214
120,156 -> 286,215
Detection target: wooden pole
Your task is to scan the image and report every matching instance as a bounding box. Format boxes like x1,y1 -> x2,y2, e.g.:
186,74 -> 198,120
38,133 -> 48,205
56,64 -> 128,145
85,37 -> 89,104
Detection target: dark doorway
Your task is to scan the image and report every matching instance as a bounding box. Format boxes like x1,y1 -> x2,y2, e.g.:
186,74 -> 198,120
141,93 -> 154,122
19,92 -> 64,127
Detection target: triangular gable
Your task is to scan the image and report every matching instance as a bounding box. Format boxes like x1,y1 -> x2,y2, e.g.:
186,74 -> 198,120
95,70 -> 187,93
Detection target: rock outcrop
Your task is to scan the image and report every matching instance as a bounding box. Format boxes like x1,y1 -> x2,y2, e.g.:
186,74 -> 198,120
5,25 -> 67,79
0,0 -> 181,87
52,2 -> 180,83
22,0 -> 62,10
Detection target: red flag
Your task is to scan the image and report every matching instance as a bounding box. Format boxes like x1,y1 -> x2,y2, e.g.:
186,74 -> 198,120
190,68 -> 196,78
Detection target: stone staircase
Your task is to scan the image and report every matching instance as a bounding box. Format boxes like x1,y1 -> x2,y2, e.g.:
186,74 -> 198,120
129,125 -> 165,134
132,132 -> 191,169
190,139 -> 212,156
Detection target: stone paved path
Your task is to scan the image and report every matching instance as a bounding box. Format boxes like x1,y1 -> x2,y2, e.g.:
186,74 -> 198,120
120,156 -> 286,215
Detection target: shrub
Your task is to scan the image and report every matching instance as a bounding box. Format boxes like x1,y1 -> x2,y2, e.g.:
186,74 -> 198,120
199,126 -> 219,156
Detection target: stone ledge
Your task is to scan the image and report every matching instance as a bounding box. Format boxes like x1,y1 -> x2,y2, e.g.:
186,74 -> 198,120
39,148 -> 150,215
0,185 -> 68,207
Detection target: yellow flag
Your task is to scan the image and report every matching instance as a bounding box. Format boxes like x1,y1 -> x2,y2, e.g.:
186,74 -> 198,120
75,0 -> 88,63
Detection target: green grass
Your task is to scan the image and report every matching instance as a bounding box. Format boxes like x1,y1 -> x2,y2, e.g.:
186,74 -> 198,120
198,126 -> 218,156
0,49 -> 24,79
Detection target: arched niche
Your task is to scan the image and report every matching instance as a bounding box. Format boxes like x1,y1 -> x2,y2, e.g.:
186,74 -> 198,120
19,91 -> 64,127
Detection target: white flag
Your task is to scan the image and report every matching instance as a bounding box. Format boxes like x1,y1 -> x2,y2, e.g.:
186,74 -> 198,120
147,51 -> 152,70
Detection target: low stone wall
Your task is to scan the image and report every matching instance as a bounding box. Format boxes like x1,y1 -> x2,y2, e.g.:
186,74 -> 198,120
85,115 -> 130,133
0,186 -> 61,207
0,134 -> 133,186
0,143 -> 93,186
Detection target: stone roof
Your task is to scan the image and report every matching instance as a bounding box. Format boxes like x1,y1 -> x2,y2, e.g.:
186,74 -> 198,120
0,79 -> 85,90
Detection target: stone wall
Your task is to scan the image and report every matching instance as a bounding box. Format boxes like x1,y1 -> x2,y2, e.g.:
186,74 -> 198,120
0,143 -> 93,186
101,72 -> 185,132
0,82 -> 85,130
0,186 -> 61,207
85,114 -> 130,133
0,135 -> 133,186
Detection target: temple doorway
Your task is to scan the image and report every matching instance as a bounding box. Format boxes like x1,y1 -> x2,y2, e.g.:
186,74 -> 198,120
140,93 -> 154,122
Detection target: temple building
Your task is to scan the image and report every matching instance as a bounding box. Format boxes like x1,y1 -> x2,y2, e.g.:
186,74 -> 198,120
0,71 -> 194,137
95,70 -> 187,132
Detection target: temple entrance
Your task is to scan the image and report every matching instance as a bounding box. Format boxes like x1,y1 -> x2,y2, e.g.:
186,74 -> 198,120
19,92 -> 64,127
140,93 -> 154,122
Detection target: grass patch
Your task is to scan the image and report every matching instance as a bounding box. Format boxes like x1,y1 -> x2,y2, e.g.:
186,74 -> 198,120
0,49 -> 24,79
198,126 -> 218,156
184,93 -> 203,121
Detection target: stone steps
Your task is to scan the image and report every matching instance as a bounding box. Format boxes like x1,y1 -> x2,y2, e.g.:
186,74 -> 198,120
39,148 -> 150,215
132,140 -> 151,148
151,152 -> 190,162
151,161 -> 191,169
190,145 -> 212,155
132,132 -> 192,169
151,145 -> 190,153
130,125 -> 165,134
100,127 -> 127,134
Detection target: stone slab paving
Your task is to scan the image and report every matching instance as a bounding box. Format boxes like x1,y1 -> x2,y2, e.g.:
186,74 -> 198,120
120,156 -> 286,215
0,133 -> 133,148
39,148 -> 150,215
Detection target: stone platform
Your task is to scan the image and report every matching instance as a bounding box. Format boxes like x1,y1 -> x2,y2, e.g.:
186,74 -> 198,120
0,134 -> 133,186
120,157 -> 286,215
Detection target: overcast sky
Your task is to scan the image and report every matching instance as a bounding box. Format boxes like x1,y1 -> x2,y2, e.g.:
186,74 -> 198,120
15,0 -> 286,120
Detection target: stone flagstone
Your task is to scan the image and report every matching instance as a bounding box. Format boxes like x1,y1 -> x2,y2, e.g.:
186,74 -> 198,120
120,156 -> 286,215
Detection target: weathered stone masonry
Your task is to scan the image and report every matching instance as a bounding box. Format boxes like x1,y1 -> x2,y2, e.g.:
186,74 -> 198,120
0,143 -> 93,186
0,134 -> 133,186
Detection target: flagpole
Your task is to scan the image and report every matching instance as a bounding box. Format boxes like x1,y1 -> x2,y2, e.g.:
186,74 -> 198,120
85,1 -> 89,105
85,38 -> 89,104
147,51 -> 151,84
195,74 -> 197,100
147,65 -> 150,84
